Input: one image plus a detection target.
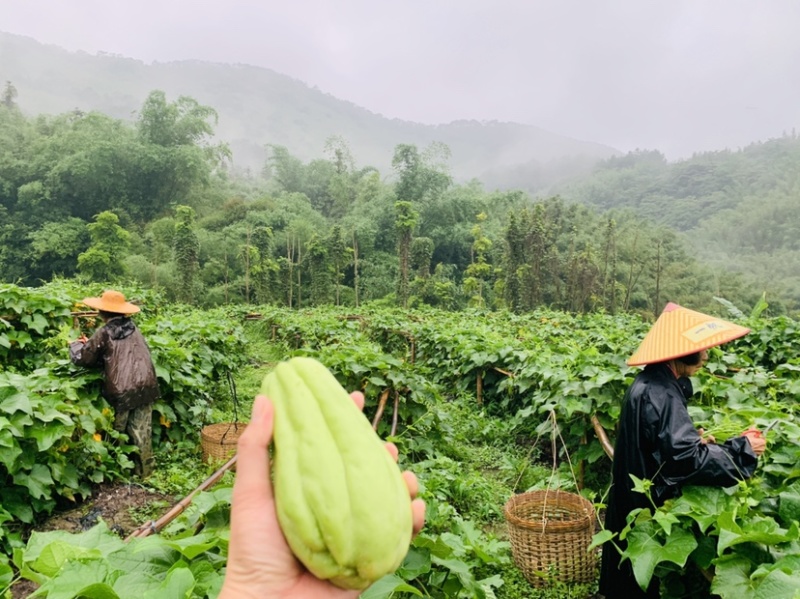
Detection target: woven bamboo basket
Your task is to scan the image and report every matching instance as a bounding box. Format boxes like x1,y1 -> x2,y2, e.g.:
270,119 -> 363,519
201,422 -> 246,471
504,490 -> 597,587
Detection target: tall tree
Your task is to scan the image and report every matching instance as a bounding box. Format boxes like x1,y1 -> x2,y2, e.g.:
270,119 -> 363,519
601,218 -> 618,313
463,212 -> 492,308
327,225 -> 350,306
504,211 -> 525,313
2,81 -> 18,110
306,233 -> 330,306
394,201 -> 419,308
173,205 -> 200,303
252,226 -> 276,305
77,211 -> 130,282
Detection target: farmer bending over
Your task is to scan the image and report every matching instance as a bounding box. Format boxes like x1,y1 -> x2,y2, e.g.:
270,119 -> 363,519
70,290 -> 159,478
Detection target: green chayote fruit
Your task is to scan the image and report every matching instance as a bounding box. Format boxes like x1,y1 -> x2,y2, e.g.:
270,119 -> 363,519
259,356 -> 413,590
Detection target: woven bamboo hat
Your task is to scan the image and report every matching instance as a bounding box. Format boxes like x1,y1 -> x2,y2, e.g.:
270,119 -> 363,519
627,302 -> 750,366
82,290 -> 140,315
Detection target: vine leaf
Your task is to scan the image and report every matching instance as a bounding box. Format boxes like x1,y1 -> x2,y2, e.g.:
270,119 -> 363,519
712,554 -> 800,598
621,521 -> 697,591
717,511 -> 800,552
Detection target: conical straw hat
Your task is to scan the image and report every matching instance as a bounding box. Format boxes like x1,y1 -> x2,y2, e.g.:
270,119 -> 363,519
82,290 -> 141,315
627,302 -> 750,366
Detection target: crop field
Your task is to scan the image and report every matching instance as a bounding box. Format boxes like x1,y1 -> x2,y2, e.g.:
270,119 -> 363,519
1,282 -> 799,598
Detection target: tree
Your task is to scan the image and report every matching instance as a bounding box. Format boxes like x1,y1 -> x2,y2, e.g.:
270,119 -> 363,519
134,91 -> 229,220
601,218 -> 618,313
504,211 -> 525,313
27,218 -> 88,280
77,211 -> 130,281
306,233 -> 330,305
266,145 -> 305,193
327,225 -> 350,306
392,143 -> 451,205
410,236 -> 434,304
251,226 -> 276,305
137,90 -> 218,147
394,201 -> 418,308
2,81 -> 18,110
463,213 -> 492,308
174,205 -> 200,303
325,137 -> 357,219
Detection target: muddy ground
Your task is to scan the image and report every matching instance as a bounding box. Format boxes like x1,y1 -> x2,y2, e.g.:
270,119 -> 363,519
10,483 -> 175,598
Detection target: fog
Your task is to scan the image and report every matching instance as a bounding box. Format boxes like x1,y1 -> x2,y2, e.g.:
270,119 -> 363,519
2,0 -> 799,158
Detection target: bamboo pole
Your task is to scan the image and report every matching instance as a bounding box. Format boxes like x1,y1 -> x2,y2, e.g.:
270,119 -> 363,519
591,414 -> 614,459
371,389 -> 391,430
476,372 -> 483,405
125,454 -> 238,542
390,391 -> 400,437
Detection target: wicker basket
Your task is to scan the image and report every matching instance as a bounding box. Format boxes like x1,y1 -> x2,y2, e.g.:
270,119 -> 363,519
201,422 -> 246,471
504,490 -> 597,587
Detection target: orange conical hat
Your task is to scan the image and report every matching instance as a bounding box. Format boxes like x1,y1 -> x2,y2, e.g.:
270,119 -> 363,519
627,302 -> 750,366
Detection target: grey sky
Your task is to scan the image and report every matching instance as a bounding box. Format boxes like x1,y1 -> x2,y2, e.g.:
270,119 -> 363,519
2,0 -> 799,158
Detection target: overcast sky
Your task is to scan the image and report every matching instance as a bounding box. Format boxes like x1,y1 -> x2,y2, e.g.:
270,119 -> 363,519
2,0 -> 799,158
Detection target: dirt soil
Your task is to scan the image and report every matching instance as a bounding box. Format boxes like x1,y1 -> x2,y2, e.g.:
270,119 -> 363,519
10,483 -> 175,599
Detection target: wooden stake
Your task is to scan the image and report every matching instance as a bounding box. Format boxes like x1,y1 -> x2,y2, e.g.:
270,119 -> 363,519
590,414 -> 614,459
476,372 -> 483,405
371,389 -> 391,430
390,391 -> 400,437
125,454 -> 237,541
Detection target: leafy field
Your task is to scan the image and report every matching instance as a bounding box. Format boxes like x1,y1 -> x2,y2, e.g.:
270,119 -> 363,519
1,282 -> 799,598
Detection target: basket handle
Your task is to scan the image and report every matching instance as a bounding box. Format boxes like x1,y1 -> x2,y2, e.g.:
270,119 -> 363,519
227,370 -> 241,429
512,411 -> 582,496
215,372 -> 242,445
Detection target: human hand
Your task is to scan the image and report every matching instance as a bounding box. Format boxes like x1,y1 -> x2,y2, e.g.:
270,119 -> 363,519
218,393 -> 425,599
697,428 -> 716,444
741,429 -> 767,456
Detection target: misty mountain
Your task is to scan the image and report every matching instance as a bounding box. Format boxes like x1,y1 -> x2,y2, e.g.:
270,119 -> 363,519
0,31 -> 618,188
553,138 -> 800,306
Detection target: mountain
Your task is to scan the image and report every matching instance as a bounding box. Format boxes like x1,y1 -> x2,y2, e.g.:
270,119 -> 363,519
553,140 -> 800,308
0,31 -> 618,187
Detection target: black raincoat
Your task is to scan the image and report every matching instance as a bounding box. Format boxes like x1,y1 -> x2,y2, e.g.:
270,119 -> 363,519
70,316 -> 160,412
599,362 -> 758,598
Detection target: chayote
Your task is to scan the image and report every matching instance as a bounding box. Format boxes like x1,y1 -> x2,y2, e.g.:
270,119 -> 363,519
259,356 -> 413,590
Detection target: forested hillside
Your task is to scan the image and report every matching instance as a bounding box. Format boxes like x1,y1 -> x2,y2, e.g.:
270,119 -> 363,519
556,138 -> 800,309
0,31 -> 616,188
2,86 -> 792,317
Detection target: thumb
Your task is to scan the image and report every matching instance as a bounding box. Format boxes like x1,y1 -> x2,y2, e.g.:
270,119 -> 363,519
232,395 -> 275,504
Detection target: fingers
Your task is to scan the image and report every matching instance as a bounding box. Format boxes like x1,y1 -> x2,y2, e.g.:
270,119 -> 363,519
742,431 -> 767,456
402,470 -> 420,500
385,442 -> 399,462
232,395 -> 275,503
411,499 -> 426,536
355,389 -> 426,537
350,390 -> 365,412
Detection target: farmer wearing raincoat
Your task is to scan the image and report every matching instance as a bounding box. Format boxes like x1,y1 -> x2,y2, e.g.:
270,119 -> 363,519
599,302 -> 766,598
70,290 -> 160,478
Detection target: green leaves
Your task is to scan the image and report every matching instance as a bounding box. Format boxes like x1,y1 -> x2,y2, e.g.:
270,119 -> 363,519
716,512 -> 800,552
621,519 -> 698,591
18,523 -> 222,599
712,555 -> 800,599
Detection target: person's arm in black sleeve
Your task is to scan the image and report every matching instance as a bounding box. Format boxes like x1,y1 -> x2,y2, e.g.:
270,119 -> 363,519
69,327 -> 106,368
656,390 -> 758,489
